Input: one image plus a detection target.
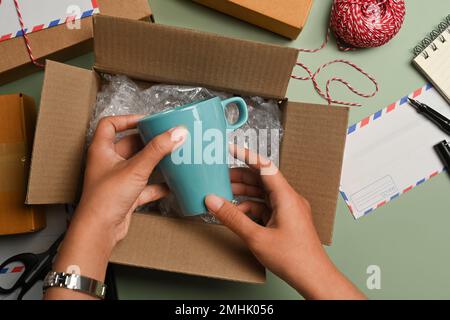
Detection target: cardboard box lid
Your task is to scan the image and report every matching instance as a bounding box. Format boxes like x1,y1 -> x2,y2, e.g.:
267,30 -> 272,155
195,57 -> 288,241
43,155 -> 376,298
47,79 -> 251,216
0,0 -> 152,85
93,15 -> 299,99
193,0 -> 314,40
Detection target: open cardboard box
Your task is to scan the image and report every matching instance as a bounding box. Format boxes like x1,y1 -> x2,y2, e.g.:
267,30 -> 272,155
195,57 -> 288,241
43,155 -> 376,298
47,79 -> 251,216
26,16 -> 349,283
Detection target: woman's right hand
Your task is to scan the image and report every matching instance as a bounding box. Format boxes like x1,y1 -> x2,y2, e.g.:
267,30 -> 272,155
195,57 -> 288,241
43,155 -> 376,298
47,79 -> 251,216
205,145 -> 365,300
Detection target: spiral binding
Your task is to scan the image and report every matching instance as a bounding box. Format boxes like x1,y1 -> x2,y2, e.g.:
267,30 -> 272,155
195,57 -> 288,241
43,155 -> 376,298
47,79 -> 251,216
413,14 -> 450,58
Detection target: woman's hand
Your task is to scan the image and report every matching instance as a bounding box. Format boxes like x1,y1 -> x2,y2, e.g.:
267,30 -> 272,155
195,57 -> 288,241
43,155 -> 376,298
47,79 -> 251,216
46,115 -> 187,300
77,115 -> 187,247
205,145 -> 365,300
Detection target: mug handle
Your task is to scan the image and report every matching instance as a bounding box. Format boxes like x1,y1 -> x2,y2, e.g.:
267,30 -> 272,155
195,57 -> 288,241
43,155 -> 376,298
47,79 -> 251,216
221,97 -> 249,131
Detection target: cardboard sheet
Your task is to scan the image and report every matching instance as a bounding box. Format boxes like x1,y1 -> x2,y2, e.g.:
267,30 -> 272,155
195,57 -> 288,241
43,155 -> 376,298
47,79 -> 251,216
26,61 -> 98,204
281,102 -> 348,243
0,0 -> 99,43
340,84 -> 450,219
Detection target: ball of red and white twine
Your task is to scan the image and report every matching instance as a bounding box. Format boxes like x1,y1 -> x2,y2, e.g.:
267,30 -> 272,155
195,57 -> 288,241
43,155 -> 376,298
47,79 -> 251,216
331,0 -> 406,48
293,0 -> 406,107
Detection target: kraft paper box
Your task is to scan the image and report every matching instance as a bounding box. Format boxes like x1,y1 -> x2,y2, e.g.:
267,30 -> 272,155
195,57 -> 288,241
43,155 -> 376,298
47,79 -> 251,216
26,16 -> 348,283
0,0 -> 152,85
0,94 -> 45,236
193,0 -> 314,39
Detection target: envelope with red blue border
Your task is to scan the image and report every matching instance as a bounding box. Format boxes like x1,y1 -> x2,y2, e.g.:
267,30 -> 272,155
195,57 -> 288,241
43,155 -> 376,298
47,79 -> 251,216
0,0 -> 99,43
340,84 -> 450,219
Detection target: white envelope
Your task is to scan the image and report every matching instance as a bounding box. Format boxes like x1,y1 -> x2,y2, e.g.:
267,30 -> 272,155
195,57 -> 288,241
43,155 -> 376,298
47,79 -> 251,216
0,0 -> 98,42
340,84 -> 450,219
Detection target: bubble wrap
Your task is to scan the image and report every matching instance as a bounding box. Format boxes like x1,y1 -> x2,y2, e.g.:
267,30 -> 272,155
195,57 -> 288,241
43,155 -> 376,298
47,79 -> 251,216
88,74 -> 283,222
86,75 -> 144,144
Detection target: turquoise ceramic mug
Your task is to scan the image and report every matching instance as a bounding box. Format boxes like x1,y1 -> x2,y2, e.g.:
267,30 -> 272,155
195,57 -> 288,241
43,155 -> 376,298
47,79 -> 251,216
138,96 -> 248,216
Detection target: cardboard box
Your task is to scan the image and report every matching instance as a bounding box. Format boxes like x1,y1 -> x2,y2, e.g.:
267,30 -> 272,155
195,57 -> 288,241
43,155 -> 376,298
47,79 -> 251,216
0,0 -> 152,85
193,0 -> 314,39
0,94 -> 45,235
26,16 -> 349,283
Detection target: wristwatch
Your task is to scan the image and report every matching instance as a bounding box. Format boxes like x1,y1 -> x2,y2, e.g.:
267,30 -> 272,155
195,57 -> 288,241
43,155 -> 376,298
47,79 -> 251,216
43,271 -> 107,300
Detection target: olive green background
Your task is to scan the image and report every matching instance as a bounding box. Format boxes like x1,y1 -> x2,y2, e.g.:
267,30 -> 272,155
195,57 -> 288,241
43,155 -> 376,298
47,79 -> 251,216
1,0 -> 449,299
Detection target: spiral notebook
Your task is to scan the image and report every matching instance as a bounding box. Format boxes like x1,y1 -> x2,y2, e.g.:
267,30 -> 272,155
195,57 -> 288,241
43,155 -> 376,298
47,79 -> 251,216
413,15 -> 450,103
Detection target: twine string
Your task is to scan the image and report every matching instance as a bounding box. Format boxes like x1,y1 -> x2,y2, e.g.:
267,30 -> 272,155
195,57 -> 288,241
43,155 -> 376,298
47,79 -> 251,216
0,0 -> 45,68
292,37 -> 378,106
291,0 -> 406,107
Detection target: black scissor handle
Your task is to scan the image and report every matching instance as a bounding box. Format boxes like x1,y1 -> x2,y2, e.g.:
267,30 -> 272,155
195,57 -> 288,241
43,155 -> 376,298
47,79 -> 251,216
0,253 -> 39,294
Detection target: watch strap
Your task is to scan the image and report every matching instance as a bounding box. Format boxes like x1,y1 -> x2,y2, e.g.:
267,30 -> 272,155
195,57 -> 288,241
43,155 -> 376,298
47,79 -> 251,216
43,271 -> 107,300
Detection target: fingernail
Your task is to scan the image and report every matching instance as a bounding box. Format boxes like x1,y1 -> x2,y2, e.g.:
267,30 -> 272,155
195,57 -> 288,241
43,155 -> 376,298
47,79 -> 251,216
169,126 -> 188,141
205,194 -> 224,212
169,126 -> 188,149
259,156 -> 271,166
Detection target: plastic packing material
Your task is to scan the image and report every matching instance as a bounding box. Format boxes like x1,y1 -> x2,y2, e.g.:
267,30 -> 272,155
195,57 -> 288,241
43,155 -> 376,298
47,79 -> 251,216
88,74 -> 283,223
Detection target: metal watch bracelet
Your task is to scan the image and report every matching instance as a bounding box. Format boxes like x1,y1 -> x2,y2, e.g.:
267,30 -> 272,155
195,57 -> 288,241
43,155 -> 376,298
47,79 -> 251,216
43,271 -> 107,300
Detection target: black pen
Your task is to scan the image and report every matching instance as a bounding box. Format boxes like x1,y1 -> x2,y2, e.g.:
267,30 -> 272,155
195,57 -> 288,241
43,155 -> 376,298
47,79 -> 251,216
408,98 -> 450,171
408,98 -> 450,135
435,140 -> 450,171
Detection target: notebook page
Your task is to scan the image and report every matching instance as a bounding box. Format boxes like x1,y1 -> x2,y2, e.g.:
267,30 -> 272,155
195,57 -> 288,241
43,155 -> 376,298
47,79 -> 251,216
414,29 -> 450,103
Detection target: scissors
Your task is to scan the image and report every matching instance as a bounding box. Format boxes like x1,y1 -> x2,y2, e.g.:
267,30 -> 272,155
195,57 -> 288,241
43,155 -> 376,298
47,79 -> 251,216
0,233 -> 65,300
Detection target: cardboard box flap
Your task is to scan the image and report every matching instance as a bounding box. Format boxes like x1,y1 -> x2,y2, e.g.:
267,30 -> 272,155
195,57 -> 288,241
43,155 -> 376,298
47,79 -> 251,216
280,102 -> 349,245
93,15 -> 298,99
27,61 -> 98,204
111,213 -> 265,283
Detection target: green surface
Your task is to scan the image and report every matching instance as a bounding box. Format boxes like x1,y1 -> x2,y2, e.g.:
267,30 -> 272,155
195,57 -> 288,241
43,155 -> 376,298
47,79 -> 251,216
1,0 -> 449,299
